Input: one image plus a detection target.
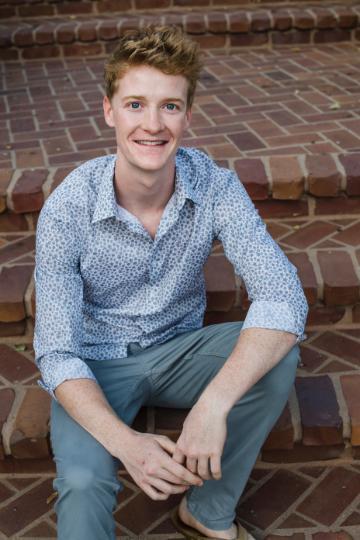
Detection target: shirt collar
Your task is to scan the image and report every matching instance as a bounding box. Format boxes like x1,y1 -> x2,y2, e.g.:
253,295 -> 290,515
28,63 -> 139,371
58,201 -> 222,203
91,150 -> 201,224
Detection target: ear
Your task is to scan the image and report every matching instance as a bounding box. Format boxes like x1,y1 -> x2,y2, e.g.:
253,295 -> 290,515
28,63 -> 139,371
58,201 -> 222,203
103,95 -> 115,128
184,107 -> 192,130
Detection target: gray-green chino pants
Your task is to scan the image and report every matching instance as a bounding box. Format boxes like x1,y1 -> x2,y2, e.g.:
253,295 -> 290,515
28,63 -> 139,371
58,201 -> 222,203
50,321 -> 300,539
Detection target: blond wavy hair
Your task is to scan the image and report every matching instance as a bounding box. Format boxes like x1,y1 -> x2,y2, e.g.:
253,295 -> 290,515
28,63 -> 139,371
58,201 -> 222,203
104,25 -> 202,109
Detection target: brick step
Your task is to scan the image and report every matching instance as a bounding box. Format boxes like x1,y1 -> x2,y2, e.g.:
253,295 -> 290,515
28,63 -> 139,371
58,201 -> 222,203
0,0 -> 349,19
0,217 -> 359,337
0,329 -> 359,460
1,154 -> 359,221
1,4 -> 360,60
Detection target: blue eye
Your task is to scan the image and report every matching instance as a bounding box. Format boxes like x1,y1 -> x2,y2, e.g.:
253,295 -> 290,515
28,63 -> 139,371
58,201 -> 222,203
165,103 -> 177,111
130,102 -> 140,109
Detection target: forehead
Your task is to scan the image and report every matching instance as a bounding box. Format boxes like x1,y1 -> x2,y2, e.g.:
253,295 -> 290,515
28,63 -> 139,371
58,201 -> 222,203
114,65 -> 189,100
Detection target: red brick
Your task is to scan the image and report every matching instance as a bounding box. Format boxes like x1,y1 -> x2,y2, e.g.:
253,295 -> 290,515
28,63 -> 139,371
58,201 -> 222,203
0,266 -> 33,322
185,13 -> 206,34
0,320 -> 26,338
0,26 -> 12,48
174,0 -> 208,5
313,533 -> 354,540
97,0 -> 132,11
0,345 -> 37,384
332,221 -> 360,246
229,131 -> 265,151
13,26 -> 33,47
297,467 -> 360,526
333,7 -> 358,29
273,10 -> 292,31
317,251 -> 359,306
287,252 -> 317,306
314,29 -> 351,44
0,6 -> 15,18
339,154 -> 360,196
234,158 -> 268,200
204,255 -> 236,311
263,404 -> 294,450
63,42 -> 103,57
0,169 -> 12,213
34,23 -> 55,45
230,33 -> 268,47
136,0 -> 170,6
229,12 -> 250,33
0,388 -> 15,459
0,212 -> 29,232
0,48 -> 18,61
0,235 -> 35,265
22,46 -> 60,60
295,376 -> 343,446
98,20 -> 119,41
56,22 -> 77,44
353,304 -> 360,323
306,155 -> 342,197
191,34 -> 226,49
310,331 -> 360,367
237,470 -> 310,529
207,12 -> 228,33
311,7 -> 337,29
11,170 -> 46,213
57,2 -> 92,15
262,444 -> 345,463
9,388 -> 51,459
306,305 -> 345,326
0,478 -> 53,535
270,156 -> 304,200
255,199 -> 308,219
293,10 -> 315,30
250,11 -> 272,32
18,4 -> 54,17
77,21 -> 98,42
340,375 -> 360,445
315,195 -> 360,215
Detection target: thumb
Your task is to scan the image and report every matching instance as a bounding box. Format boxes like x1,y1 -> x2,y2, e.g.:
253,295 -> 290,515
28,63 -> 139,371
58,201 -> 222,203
155,435 -> 177,455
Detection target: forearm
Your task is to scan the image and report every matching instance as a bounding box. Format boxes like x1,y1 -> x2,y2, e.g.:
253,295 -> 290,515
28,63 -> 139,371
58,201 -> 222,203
197,327 -> 297,415
54,378 -> 135,459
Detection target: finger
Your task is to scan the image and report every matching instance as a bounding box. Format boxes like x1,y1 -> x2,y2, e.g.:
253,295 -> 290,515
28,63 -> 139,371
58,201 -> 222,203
157,467 -> 192,486
186,456 -> 197,474
197,456 -> 211,480
141,482 -> 169,501
156,435 -> 177,456
210,454 -> 222,480
149,476 -> 189,495
163,453 -> 204,487
172,446 -> 185,464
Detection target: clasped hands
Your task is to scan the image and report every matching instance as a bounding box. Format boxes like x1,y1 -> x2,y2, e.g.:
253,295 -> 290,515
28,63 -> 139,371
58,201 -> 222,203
120,401 -> 227,500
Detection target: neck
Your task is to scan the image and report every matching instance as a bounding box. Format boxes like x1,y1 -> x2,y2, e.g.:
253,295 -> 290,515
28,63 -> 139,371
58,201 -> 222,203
113,152 -> 176,214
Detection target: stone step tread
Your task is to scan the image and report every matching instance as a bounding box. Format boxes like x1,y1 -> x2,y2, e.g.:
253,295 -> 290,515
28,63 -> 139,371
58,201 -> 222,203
0,328 -> 359,463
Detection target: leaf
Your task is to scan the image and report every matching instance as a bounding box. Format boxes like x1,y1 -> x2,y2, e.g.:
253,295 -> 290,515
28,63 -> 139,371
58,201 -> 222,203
14,344 -> 26,352
329,101 -> 341,110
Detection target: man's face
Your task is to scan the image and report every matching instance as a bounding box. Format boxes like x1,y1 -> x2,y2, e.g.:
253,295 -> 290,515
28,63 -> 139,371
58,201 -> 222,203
103,65 -> 192,175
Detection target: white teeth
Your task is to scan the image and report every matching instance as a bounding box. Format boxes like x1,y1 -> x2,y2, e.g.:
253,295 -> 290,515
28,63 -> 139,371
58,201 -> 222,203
135,140 -> 166,146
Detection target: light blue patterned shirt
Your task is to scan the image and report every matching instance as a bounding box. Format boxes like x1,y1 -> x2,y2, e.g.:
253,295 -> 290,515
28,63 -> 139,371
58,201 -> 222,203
34,147 -> 308,401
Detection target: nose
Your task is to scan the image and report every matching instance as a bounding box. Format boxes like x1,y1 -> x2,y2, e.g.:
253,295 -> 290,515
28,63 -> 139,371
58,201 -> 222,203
141,106 -> 164,134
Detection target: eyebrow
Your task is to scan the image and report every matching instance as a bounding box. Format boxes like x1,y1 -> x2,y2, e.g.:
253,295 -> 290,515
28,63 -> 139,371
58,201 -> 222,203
122,95 -> 185,105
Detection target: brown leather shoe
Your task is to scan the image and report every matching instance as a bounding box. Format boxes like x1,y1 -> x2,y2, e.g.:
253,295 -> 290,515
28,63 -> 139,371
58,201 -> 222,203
170,507 -> 255,540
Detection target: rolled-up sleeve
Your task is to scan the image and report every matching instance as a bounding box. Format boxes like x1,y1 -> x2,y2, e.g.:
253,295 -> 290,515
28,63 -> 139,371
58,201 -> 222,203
34,202 -> 97,402
213,171 -> 308,343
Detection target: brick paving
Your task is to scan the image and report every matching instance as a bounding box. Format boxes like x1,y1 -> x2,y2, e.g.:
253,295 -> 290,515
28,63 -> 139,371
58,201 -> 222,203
1,36 -> 360,540
0,460 -> 359,539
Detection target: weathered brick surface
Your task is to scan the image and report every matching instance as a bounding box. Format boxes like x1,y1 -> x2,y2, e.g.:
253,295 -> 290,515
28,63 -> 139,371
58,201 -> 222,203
203,255 -> 236,311
0,265 -> 33,322
9,388 -> 51,459
270,156 -> 304,200
340,375 -> 360,446
306,155 -> 342,197
11,170 -> 47,213
317,251 -> 360,306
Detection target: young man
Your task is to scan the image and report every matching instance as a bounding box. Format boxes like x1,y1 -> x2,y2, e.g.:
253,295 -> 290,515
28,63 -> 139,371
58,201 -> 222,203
34,26 -> 308,540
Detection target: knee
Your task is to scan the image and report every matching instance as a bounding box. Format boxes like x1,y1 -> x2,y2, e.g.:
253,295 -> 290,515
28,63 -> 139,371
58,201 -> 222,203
62,465 -> 97,491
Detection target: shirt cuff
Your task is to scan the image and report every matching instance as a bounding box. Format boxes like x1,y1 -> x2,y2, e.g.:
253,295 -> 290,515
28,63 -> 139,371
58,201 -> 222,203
241,300 -> 307,344
36,353 -> 98,402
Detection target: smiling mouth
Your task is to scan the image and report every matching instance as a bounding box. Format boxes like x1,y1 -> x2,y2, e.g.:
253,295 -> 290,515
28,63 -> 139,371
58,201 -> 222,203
134,140 -> 168,146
